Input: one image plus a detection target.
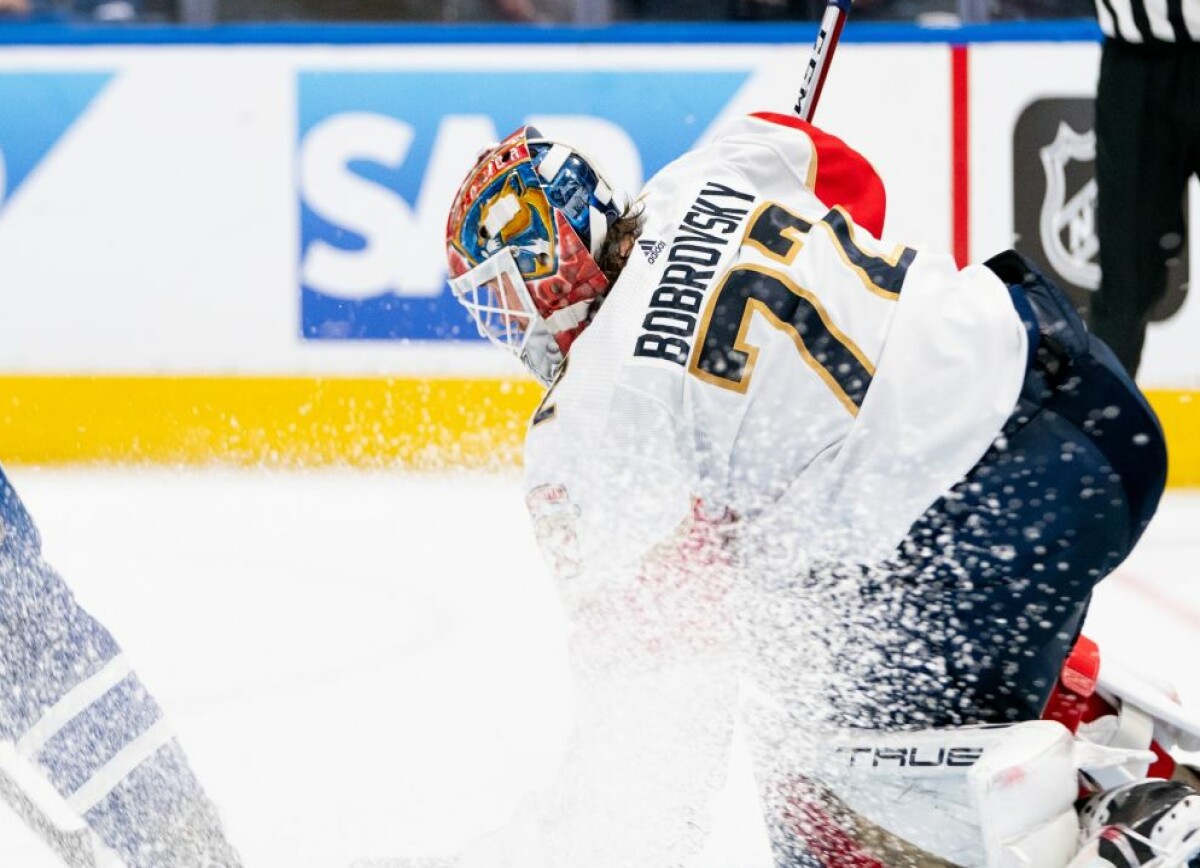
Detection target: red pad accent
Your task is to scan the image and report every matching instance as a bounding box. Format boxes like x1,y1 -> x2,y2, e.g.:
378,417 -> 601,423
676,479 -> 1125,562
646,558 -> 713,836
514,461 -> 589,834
1149,740 -> 1177,781
1043,634 -> 1101,733
750,112 -> 888,239
1043,635 -> 1178,782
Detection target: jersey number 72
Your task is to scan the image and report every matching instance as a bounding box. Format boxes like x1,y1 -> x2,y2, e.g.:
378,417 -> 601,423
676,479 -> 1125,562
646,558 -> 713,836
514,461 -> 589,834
689,201 -> 916,416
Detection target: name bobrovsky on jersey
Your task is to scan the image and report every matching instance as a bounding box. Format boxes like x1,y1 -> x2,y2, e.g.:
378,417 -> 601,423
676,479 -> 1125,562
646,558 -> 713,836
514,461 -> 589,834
633,181 -> 755,366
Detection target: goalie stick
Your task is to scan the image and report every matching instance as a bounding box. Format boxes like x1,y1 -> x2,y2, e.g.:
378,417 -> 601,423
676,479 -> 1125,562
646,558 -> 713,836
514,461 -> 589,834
794,0 -> 853,122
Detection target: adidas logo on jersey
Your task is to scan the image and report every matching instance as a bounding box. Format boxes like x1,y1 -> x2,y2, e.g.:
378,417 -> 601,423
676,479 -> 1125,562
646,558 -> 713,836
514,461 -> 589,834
639,238 -> 666,264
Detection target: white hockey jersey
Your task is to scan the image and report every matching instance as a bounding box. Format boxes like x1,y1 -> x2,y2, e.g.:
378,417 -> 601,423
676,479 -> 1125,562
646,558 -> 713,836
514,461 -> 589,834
483,113 -> 1031,868
525,113 -> 1028,600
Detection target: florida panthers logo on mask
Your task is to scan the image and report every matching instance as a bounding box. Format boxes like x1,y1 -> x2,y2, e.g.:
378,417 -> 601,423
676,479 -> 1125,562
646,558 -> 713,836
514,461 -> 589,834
450,135 -> 561,281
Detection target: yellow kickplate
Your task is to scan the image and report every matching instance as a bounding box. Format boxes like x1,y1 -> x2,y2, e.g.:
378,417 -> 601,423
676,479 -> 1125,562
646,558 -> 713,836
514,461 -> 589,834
1147,389 -> 1200,489
0,377 -> 1195,487
0,376 -> 543,470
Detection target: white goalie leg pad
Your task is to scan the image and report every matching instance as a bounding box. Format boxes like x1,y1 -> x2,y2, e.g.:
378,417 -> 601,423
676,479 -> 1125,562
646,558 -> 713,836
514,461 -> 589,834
808,720 -> 1156,868
967,720 -> 1084,867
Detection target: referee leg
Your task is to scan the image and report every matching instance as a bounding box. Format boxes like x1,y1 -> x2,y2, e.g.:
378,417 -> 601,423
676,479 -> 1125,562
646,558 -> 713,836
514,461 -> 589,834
1090,40 -> 1192,375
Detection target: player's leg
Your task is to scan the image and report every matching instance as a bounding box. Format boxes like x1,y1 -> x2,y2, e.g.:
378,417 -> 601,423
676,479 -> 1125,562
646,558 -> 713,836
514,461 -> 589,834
0,466 -> 242,867
746,417 -> 1138,862
816,396 -> 1156,731
756,258 -> 1167,864
1090,40 -> 1192,376
846,249 -> 1165,730
1192,45 -> 1200,193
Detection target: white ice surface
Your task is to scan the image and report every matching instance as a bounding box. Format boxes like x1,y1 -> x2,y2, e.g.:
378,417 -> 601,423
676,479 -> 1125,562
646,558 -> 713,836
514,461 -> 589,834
0,467 -> 1196,868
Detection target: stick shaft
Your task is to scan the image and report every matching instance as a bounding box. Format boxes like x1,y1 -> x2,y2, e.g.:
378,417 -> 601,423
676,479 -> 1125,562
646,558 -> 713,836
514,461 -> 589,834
794,0 -> 852,121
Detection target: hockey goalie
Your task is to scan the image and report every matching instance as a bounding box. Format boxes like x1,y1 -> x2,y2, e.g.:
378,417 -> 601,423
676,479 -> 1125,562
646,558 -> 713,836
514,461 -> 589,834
440,107 -> 1193,867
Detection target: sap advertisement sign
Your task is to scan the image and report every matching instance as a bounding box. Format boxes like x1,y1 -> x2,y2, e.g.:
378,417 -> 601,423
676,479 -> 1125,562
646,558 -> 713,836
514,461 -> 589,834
296,71 -> 748,342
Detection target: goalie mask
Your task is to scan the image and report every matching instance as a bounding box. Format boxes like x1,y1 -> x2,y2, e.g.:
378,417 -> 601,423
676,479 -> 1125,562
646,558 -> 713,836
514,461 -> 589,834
445,126 -> 626,384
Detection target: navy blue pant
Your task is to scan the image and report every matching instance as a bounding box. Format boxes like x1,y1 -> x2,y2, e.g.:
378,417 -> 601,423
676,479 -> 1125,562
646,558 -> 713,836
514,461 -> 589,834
825,321 -> 1166,730
767,255 -> 1169,868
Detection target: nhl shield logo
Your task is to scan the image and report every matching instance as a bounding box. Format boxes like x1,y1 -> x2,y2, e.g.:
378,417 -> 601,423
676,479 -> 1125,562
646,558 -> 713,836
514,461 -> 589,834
1039,122 -> 1099,291
1013,97 -> 1188,320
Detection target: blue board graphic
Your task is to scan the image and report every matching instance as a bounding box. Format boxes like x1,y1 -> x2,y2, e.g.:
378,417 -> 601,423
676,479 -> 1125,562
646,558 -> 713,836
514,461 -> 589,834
0,72 -> 112,210
297,70 -> 749,342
